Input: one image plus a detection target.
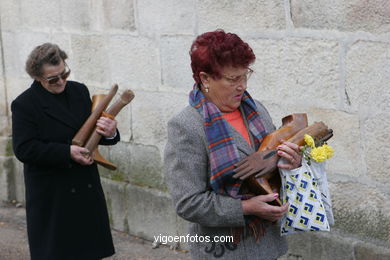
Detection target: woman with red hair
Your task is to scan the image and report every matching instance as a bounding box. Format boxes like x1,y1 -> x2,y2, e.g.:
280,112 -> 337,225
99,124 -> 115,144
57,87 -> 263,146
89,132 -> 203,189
165,30 -> 301,259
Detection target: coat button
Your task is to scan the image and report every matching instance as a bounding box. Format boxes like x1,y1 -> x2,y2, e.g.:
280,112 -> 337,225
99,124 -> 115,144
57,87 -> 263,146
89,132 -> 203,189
71,188 -> 76,193
87,184 -> 92,188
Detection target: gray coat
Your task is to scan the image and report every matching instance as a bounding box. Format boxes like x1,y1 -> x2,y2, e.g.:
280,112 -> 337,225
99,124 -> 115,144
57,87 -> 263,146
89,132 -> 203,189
164,101 -> 288,260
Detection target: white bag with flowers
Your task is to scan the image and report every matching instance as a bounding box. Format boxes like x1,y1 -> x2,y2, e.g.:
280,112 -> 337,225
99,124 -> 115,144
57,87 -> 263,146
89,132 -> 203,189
279,135 -> 334,235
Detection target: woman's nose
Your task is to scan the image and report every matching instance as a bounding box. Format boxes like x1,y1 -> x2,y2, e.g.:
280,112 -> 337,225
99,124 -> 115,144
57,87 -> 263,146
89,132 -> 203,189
237,81 -> 247,91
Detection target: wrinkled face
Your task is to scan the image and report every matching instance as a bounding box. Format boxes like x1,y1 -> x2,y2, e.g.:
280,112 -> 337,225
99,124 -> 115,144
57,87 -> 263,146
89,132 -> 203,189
200,66 -> 252,113
37,60 -> 69,94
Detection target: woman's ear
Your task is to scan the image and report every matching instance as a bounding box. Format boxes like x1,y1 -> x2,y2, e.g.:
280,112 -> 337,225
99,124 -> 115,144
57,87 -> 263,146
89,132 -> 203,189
199,72 -> 209,85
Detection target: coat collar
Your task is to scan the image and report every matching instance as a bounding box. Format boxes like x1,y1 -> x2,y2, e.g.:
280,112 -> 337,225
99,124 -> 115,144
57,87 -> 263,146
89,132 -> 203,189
31,80 -> 85,130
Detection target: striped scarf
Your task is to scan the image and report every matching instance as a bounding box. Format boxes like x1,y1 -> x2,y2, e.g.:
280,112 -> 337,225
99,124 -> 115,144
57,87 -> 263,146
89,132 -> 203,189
189,84 -> 269,240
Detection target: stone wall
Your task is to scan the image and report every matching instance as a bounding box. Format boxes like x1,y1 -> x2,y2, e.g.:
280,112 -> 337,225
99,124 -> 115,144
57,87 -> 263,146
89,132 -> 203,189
0,0 -> 389,258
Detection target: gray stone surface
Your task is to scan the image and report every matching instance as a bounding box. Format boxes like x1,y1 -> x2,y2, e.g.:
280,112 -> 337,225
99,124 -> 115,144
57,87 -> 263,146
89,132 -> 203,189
248,38 -> 340,110
361,113 -> 390,183
107,35 -> 161,91
124,183 -> 178,242
101,178 -> 130,232
20,0 -> 60,30
330,181 -> 390,242
345,41 -> 390,183
354,242 -> 390,260
100,142 -> 166,190
346,42 -> 390,115
61,0 -> 93,31
285,231 -> 355,260
0,157 -> 14,202
102,0 -> 135,32
198,0 -> 285,33
137,0 -> 195,36
0,0 -> 23,30
290,0 -> 390,33
11,159 -> 25,204
0,117 -> 11,137
131,90 -> 188,153
70,34 -> 110,87
1,31 -> 51,79
160,36 -> 194,92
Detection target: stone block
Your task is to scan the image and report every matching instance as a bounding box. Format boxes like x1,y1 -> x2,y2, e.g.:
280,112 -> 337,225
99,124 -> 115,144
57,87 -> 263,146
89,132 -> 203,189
0,0 -> 22,30
198,0 -> 285,33
60,0 -> 93,31
99,142 -> 165,191
50,34 -> 72,55
12,158 -> 25,204
346,41 -> 390,115
248,38 -> 340,110
1,31 -> 51,77
128,144 -> 165,190
20,0 -> 60,30
285,231 -> 355,260
290,0 -> 390,33
0,156 -> 15,202
354,242 -> 390,260
0,137 -> 13,157
0,116 -> 11,137
361,113 -> 390,183
70,34 -> 110,86
0,78 -> 6,117
331,181 -> 390,242
101,178 -> 129,232
125,184 -> 177,242
160,36 -> 194,92
102,0 -> 135,31
107,35 -> 160,91
137,0 -> 195,36
131,91 -> 188,153
115,102 -> 132,143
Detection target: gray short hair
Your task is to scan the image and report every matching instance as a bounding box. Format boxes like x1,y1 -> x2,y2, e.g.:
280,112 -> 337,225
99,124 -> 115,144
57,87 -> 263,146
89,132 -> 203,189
25,43 -> 68,78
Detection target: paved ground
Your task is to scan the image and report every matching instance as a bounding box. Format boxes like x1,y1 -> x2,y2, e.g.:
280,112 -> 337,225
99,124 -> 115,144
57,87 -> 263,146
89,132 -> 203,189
0,202 -> 191,260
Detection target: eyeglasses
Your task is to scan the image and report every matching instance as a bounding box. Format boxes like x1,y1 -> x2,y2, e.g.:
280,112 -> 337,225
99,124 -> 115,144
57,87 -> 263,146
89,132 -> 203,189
42,64 -> 71,85
221,68 -> 253,86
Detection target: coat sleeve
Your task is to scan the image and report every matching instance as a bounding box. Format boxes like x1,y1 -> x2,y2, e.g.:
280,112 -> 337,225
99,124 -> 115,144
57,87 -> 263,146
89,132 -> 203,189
100,129 -> 121,145
164,113 -> 245,227
11,98 -> 71,167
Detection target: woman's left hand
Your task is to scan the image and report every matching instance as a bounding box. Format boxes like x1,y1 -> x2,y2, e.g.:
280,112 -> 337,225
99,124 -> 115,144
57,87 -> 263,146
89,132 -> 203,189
277,141 -> 302,170
96,116 -> 117,138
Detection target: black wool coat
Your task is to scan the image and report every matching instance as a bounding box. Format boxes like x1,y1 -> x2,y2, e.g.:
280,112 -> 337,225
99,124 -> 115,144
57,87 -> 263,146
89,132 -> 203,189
11,80 -> 119,260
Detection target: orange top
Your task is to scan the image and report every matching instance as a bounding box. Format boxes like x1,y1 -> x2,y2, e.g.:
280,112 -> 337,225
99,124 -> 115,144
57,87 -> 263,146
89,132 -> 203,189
222,109 -> 251,145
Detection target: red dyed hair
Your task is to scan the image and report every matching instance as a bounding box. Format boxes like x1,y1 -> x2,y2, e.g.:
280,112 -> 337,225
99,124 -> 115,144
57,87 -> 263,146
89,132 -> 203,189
190,29 -> 256,84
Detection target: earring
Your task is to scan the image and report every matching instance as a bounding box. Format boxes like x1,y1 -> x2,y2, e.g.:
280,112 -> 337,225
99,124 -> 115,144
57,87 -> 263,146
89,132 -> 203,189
204,84 -> 209,93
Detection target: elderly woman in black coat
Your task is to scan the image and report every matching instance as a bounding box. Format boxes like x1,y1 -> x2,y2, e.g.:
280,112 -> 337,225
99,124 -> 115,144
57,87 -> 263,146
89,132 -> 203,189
11,43 -> 119,260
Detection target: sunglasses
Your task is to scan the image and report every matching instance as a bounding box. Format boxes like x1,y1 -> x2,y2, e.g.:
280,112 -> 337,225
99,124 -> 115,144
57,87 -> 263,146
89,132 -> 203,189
42,65 -> 71,85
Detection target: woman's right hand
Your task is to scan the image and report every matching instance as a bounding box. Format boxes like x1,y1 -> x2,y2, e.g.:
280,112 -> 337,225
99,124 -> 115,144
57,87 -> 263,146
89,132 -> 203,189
241,193 -> 289,222
70,145 -> 93,165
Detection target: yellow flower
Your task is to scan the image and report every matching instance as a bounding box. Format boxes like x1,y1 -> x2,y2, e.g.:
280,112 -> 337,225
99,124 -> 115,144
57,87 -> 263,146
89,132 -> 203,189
310,147 -> 327,162
322,144 -> 335,159
310,144 -> 335,162
304,134 -> 315,148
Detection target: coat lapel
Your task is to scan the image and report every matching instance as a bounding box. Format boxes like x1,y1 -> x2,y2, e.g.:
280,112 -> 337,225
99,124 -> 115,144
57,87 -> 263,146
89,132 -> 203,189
32,81 -> 83,130
228,124 -> 255,158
